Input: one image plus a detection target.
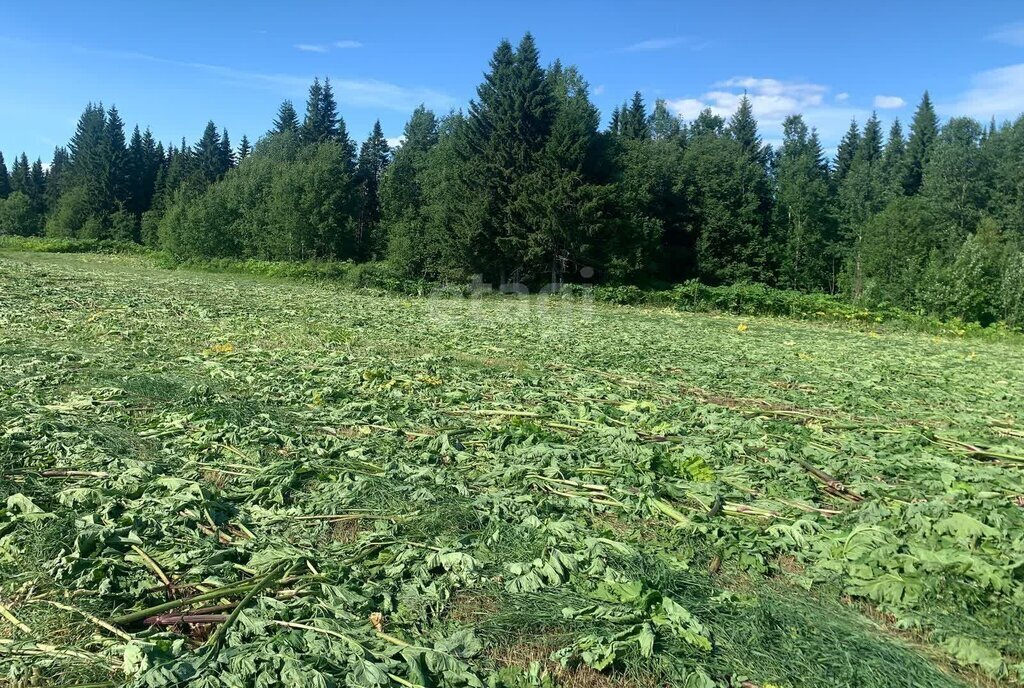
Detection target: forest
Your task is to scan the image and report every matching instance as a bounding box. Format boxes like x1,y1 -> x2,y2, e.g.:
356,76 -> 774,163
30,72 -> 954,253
2,33 -> 1024,326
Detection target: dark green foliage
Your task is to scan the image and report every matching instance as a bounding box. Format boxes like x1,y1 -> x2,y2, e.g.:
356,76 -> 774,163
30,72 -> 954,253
28,158 -> 46,215
903,91 -> 940,195
833,120 -> 860,185
9,153 -> 30,196
0,151 -> 10,199
0,191 -> 40,235
219,129 -> 235,172
67,103 -> 110,217
461,33 -> 557,280
776,116 -> 836,291
126,126 -> 162,217
12,34 -> 1024,328
650,99 -> 683,142
159,133 -> 359,261
382,106 -> 442,275
301,77 -> 343,145
684,104 -> 774,284
271,100 -> 300,135
987,117 -> 1024,237
194,121 -> 228,184
858,196 -> 947,307
881,119 -> 906,199
921,117 -> 989,235
839,113 -> 887,296
354,121 -> 390,257
619,91 -> 651,140
45,146 -> 69,210
104,105 -> 129,206
238,134 -> 252,160
923,218 -> 1011,325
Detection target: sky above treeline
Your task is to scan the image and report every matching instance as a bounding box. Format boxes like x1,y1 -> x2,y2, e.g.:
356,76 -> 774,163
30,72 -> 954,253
2,0 -> 1024,162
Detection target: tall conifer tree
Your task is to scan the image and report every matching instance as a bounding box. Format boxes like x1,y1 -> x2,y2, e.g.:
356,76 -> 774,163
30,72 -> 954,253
355,120 -> 391,256
904,91 -> 940,195
272,100 -> 300,134
881,119 -> 907,199
0,152 -> 9,199
238,135 -> 252,160
833,120 -> 860,185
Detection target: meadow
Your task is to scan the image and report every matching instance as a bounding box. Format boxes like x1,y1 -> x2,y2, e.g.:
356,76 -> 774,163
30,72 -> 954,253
1,250 -> 1022,688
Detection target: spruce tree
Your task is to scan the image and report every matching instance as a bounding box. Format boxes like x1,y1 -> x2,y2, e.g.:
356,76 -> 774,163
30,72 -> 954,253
320,78 -> 340,141
608,106 -> 622,136
881,119 -> 907,199
355,121 -> 391,256
903,91 -> 940,195
45,147 -> 69,210
302,78 -> 334,144
727,96 -> 775,274
68,103 -> 108,190
194,122 -> 223,184
127,126 -> 146,215
142,129 -> 162,212
104,105 -> 129,207
728,95 -> 767,164
840,113 -> 887,297
219,129 -> 235,172
620,91 -> 650,140
513,34 -> 556,153
0,152 -> 9,199
336,114 -> 357,169
238,135 -> 252,160
860,112 -> 883,164
688,100 -> 775,284
776,115 -> 835,290
10,154 -> 30,195
530,65 -> 604,280
463,34 -> 556,278
29,159 -> 46,216
304,77 -> 323,138
272,100 -> 300,135
833,120 -> 860,185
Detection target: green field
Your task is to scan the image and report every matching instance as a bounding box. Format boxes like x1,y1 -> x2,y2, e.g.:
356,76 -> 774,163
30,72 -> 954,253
1,251 -> 1023,688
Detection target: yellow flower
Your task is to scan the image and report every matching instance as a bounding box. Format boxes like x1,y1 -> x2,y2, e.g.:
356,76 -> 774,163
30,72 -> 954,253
737,323 -> 748,332
209,342 -> 235,354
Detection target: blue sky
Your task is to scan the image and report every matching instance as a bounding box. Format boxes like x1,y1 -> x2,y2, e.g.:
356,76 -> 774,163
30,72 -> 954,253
3,1 -> 1024,163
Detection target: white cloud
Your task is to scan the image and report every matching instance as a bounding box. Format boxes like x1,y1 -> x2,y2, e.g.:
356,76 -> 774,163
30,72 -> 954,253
939,63 -> 1024,119
90,48 -> 455,112
874,95 -> 906,109
296,40 -> 362,53
664,75 -> 870,150
592,84 -> 606,96
386,136 -> 404,149
834,92 -> 850,103
666,77 -> 827,121
624,37 -> 685,52
987,22 -> 1024,46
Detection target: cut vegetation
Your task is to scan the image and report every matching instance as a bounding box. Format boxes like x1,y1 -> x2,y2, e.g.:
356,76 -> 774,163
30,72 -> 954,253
1,250 -> 1022,687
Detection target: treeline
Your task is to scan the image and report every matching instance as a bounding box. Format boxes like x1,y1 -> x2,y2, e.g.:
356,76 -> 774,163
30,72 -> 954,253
3,34 -> 1024,326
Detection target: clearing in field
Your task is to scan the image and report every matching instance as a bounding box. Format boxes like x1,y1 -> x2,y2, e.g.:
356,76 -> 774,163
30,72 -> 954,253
1,250 -> 1022,688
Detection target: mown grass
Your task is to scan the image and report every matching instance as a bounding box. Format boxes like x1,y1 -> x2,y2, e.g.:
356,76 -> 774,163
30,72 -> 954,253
1,250 -> 1022,688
